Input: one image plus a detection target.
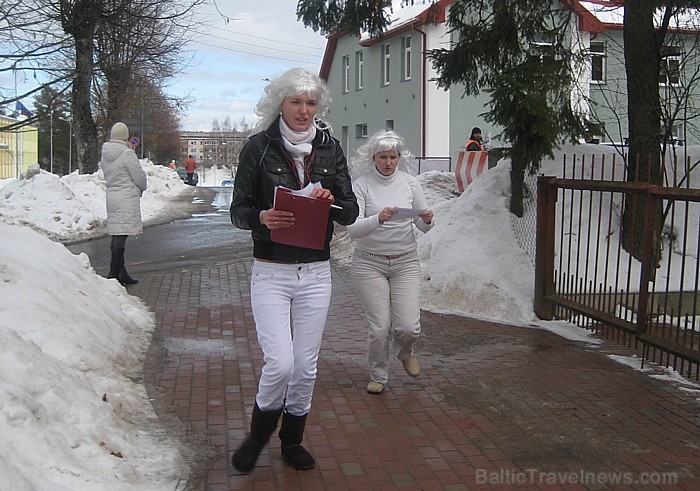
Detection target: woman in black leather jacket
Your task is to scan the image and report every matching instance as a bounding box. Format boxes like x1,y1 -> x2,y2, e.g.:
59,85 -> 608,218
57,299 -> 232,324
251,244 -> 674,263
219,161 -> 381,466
230,67 -> 358,473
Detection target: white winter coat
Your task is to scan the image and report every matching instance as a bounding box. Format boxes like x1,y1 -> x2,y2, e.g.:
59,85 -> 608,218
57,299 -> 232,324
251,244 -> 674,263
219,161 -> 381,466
100,140 -> 147,235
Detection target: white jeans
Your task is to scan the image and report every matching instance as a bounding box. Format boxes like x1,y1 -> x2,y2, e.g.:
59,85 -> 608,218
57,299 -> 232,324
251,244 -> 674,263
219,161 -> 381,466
250,259 -> 332,415
351,250 -> 421,384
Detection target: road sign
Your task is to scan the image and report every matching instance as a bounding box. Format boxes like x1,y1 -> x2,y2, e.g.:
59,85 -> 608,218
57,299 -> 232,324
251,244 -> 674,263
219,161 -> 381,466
130,136 -> 141,147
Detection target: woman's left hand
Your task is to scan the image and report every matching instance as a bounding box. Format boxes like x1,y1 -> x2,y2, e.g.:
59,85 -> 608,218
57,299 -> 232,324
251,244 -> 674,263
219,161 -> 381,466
419,209 -> 434,224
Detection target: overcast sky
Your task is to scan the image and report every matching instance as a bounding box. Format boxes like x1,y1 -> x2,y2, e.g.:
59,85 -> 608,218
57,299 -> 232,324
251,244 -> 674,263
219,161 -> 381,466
169,0 -> 329,132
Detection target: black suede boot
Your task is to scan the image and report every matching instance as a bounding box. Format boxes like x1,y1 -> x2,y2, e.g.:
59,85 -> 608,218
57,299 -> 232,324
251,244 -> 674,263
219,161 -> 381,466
108,251 -> 121,280
279,411 -> 315,470
118,266 -> 139,285
231,403 -> 283,472
109,235 -> 137,285
108,237 -> 124,281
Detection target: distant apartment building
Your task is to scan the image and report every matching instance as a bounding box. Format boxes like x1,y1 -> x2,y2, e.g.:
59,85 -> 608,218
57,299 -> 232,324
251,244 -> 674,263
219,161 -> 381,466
179,130 -> 249,169
0,115 -> 38,179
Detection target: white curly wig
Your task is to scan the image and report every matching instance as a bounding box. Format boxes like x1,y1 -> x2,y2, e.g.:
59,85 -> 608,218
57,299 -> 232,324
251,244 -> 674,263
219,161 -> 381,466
252,67 -> 332,135
349,130 -> 414,177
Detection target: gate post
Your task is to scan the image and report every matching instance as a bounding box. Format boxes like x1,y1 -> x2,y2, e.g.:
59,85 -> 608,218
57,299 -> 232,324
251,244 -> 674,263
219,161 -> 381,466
534,176 -> 557,319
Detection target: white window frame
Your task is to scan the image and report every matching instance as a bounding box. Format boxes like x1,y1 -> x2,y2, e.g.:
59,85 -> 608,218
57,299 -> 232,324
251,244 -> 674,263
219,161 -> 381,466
529,35 -> 555,65
660,46 -> 682,86
402,35 -> 412,81
590,42 -> 606,84
382,43 -> 391,86
355,123 -> 368,139
342,55 -> 350,93
356,50 -> 364,90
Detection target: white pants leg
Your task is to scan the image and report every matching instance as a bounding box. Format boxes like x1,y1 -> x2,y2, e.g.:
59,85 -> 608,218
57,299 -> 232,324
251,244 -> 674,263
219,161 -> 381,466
250,260 -> 332,416
351,250 -> 421,384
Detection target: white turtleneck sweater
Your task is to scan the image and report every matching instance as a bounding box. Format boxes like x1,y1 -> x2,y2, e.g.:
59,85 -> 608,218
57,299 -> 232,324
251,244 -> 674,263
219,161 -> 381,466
347,167 -> 432,256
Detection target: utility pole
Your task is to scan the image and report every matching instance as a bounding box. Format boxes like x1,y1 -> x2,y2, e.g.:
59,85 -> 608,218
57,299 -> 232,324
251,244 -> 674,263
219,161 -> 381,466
69,118 -> 72,174
50,102 -> 54,174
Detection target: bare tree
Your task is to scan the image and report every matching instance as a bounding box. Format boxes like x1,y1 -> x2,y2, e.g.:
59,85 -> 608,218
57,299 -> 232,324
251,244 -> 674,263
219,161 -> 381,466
0,0 -> 72,130
95,0 -> 201,125
1,0 -> 205,173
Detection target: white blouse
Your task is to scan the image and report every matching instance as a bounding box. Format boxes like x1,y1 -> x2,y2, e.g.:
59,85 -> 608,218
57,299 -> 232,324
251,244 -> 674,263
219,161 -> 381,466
347,167 -> 432,255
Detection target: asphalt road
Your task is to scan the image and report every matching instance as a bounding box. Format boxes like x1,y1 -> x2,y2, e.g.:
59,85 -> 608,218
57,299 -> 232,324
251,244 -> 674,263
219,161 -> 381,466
67,186 -> 254,277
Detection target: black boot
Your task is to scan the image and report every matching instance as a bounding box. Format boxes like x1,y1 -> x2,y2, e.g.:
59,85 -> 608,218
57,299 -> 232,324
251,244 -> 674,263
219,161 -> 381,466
108,251 -> 121,280
279,411 -> 315,470
109,236 -> 137,285
118,266 -> 138,285
108,237 -> 124,281
231,403 -> 283,472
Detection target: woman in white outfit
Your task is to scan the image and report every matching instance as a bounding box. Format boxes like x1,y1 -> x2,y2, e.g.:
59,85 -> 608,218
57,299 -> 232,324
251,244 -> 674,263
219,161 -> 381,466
347,130 -> 434,394
100,121 -> 147,286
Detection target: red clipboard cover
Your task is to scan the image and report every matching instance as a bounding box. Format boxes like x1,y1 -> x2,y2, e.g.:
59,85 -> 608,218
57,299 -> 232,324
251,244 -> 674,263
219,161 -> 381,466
270,187 -> 331,250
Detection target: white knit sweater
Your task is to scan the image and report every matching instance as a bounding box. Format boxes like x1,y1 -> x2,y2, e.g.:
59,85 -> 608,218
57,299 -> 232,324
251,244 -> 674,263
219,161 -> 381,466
347,167 -> 432,255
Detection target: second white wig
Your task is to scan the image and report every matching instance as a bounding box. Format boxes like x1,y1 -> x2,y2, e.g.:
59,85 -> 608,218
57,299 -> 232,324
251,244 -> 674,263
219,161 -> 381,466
349,130 -> 414,177
252,67 -> 332,135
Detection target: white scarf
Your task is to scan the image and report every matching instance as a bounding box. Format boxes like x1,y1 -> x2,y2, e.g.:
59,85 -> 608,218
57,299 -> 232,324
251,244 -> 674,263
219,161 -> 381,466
280,118 -> 316,184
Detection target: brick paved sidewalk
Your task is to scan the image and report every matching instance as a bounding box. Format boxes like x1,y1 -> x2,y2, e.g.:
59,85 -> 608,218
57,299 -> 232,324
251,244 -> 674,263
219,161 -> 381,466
133,255 -> 699,490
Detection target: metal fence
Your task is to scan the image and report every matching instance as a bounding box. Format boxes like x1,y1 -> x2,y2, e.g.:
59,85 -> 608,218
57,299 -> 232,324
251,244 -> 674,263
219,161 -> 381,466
530,153 -> 700,379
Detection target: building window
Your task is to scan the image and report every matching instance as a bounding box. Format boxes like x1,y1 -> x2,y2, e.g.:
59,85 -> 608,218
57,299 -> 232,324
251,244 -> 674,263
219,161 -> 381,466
355,123 -> 368,138
529,34 -> 554,65
402,36 -> 412,81
660,46 -> 681,86
662,122 -> 683,144
342,55 -> 350,93
386,120 -> 394,131
356,50 -> 364,90
382,43 -> 391,86
590,42 -> 605,83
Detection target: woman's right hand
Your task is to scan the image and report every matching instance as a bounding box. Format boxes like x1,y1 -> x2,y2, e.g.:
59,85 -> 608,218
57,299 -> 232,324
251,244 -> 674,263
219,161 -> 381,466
260,209 -> 295,229
378,207 -> 396,225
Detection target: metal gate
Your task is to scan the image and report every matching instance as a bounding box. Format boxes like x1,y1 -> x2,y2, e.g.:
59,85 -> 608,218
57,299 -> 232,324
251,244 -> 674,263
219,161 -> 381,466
534,168 -> 700,380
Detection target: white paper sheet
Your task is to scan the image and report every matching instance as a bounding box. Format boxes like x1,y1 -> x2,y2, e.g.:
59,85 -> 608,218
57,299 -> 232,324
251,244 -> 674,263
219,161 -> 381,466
392,207 -> 425,220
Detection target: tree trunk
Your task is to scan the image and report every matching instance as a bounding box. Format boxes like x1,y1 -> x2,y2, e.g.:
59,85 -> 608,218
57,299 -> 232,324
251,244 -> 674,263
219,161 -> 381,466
62,0 -> 100,175
622,0 -> 663,261
73,36 -> 98,174
510,158 -> 525,217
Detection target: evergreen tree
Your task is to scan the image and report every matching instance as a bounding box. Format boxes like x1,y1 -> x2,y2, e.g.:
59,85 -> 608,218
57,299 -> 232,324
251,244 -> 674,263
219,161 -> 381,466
33,87 -> 76,176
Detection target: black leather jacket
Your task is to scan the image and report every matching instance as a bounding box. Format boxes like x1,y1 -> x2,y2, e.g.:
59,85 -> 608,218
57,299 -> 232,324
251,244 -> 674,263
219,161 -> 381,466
230,117 -> 359,263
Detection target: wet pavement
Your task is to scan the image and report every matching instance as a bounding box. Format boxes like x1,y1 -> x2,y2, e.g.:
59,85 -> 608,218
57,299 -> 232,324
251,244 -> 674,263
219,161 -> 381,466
70,187 -> 700,490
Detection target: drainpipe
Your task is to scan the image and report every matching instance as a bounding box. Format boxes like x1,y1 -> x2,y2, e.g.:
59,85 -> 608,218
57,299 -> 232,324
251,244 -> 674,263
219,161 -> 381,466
414,24 -> 427,157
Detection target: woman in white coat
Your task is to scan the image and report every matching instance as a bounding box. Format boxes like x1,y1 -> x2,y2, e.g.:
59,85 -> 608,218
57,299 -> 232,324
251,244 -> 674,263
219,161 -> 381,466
347,130 -> 434,394
100,122 -> 147,286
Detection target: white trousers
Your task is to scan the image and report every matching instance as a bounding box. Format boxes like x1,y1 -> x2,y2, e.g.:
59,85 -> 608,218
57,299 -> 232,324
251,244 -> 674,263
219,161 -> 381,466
351,250 -> 421,384
250,259 -> 332,415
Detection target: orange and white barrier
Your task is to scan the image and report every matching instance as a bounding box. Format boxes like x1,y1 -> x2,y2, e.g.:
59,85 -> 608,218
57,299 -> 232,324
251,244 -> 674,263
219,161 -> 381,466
455,151 -> 489,192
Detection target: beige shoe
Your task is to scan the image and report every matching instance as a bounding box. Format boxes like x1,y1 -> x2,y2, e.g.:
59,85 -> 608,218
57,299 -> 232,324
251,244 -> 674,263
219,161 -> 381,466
402,355 -> 421,377
366,381 -> 384,394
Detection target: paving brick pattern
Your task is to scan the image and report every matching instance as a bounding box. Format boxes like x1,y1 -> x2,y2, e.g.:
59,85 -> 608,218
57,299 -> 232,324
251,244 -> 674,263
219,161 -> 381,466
133,254 -> 700,490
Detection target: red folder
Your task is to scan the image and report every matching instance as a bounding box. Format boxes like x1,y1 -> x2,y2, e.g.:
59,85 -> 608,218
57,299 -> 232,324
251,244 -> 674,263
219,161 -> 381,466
271,186 -> 331,250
